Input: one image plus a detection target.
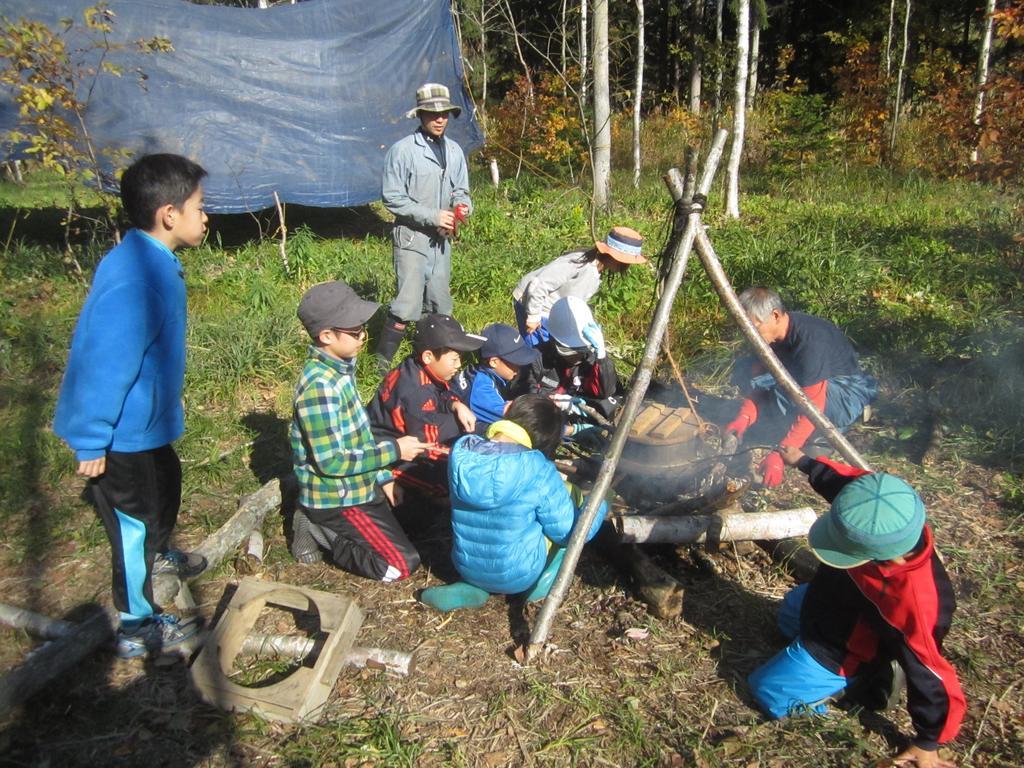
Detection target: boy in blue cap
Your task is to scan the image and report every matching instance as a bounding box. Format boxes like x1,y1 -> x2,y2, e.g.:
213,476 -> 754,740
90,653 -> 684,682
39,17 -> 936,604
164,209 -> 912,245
452,323 -> 539,429
748,448 -> 965,768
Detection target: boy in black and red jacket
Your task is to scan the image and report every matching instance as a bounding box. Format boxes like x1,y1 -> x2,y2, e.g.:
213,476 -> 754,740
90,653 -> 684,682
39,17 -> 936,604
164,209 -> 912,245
749,448 -> 965,768
368,313 -> 484,497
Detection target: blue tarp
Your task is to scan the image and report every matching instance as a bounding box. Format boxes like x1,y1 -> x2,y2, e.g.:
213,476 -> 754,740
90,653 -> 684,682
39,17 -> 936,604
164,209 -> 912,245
0,0 -> 483,213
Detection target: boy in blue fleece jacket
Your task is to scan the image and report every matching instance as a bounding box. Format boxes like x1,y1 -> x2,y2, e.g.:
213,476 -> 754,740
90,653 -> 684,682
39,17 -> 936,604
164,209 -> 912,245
53,154 -> 208,659
419,394 -> 607,612
451,323 -> 539,429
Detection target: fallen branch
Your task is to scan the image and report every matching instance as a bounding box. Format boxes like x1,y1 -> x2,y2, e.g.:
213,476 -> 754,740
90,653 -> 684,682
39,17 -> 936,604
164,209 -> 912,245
613,507 -> 816,545
620,544 -> 684,619
0,605 -> 114,719
194,476 -> 287,571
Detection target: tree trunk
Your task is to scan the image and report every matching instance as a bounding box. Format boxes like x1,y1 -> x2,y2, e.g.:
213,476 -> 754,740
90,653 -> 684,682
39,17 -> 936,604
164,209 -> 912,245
711,0 -> 725,131
581,0 -> 589,105
479,2 -> 489,123
689,0 -> 704,114
561,0 -> 568,84
971,0 -> 997,163
592,0 -> 611,210
746,23 -> 760,110
889,0 -> 911,160
633,0 -> 645,188
885,0 -> 896,78
726,0 -> 750,219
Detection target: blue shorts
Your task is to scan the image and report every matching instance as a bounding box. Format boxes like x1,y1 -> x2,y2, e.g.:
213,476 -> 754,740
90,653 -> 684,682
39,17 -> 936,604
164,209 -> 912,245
748,584 -> 851,719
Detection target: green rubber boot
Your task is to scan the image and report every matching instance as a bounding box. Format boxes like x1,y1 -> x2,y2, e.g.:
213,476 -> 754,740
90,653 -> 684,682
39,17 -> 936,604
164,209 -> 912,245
419,582 -> 490,612
524,547 -> 566,602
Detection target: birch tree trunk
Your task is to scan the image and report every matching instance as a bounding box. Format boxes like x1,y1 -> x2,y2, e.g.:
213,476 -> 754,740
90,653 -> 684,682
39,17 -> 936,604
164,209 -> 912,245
746,24 -> 760,110
561,0 -> 568,83
593,0 -> 611,209
581,0 -> 589,105
885,0 -> 896,78
479,2 -> 490,124
633,0 -> 645,188
726,0 -> 749,219
712,0 -> 725,131
888,0 -> 911,160
689,0 -> 704,114
971,0 -> 997,163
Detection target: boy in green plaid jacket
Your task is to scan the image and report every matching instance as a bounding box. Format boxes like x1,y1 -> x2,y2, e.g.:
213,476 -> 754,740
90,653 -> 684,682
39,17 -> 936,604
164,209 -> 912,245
290,281 -> 428,581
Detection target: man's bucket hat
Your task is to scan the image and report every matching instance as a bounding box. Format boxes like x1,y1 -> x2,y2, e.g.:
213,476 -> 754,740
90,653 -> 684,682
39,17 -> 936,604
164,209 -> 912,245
407,83 -> 461,119
595,226 -> 646,265
808,472 -> 926,569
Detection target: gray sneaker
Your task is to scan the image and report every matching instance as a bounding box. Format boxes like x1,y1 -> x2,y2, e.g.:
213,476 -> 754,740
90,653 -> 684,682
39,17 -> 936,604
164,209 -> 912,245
116,614 -> 203,659
153,549 -> 208,578
291,510 -> 324,564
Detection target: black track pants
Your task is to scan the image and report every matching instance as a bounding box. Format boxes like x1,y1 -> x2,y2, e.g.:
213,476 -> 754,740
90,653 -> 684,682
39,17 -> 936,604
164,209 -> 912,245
89,445 -> 181,622
305,496 -> 420,581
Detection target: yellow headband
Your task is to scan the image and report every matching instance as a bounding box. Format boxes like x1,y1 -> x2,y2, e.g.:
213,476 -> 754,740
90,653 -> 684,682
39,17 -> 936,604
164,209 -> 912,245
485,419 -> 532,448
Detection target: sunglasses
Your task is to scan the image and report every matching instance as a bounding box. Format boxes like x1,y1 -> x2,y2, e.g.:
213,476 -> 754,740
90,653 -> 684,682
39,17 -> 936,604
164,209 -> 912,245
332,326 -> 367,341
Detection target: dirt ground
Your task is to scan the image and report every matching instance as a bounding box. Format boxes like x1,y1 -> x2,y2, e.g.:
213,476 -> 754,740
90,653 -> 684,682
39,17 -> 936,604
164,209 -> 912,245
1,386 -> 1022,768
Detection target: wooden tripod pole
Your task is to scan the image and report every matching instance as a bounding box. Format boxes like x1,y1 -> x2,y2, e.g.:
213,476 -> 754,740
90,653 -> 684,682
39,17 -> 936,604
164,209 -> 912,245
525,129 -> 730,661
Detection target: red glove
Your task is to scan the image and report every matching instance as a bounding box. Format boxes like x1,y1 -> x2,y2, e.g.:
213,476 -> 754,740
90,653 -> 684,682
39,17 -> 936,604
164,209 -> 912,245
724,415 -> 751,439
759,451 -> 786,488
724,398 -> 758,439
452,203 -> 469,236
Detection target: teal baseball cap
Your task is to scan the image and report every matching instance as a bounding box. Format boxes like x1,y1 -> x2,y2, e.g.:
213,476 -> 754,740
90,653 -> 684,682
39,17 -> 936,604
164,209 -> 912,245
808,473 -> 926,569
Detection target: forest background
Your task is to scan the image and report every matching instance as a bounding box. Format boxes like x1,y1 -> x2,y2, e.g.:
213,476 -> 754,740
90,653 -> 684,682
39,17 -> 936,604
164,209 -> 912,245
0,0 -> 1023,766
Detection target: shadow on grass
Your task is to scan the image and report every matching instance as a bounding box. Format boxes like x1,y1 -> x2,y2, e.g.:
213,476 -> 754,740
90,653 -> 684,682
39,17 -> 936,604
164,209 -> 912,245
240,412 -> 292,486
0,203 -> 390,252
0,315 -> 63,615
206,204 -> 390,248
0,603 -> 237,767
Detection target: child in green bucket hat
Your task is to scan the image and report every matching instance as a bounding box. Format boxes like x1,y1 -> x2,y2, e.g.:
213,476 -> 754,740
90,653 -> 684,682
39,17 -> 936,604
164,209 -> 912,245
748,448 -> 965,768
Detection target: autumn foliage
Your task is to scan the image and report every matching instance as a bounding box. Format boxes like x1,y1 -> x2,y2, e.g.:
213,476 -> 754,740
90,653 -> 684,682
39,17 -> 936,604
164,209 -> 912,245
829,35 -> 889,163
487,70 -> 587,178
976,0 -> 1024,180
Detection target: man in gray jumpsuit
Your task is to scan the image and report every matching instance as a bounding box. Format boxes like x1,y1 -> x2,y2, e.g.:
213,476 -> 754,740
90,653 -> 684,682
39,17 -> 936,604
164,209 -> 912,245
375,83 -> 473,370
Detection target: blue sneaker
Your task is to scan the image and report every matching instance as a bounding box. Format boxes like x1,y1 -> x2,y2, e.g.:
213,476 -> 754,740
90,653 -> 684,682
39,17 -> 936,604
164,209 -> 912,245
152,550 -> 208,578
116,614 -> 203,659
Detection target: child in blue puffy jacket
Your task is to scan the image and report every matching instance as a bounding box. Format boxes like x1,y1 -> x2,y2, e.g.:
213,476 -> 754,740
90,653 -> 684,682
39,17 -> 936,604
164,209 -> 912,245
419,394 -> 607,611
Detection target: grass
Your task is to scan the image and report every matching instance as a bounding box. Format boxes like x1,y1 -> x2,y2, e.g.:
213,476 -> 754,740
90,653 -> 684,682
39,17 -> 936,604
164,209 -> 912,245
0,149 -> 1022,766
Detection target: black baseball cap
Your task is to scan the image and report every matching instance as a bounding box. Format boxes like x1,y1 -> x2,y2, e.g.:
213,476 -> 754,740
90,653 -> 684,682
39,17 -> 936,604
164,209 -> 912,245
298,280 -> 380,338
413,313 -> 486,353
479,323 -> 540,366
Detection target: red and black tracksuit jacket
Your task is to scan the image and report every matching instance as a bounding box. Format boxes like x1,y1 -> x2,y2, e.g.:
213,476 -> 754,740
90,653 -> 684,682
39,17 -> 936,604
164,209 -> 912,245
533,342 -> 623,419
798,456 -> 966,749
367,356 -> 462,495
